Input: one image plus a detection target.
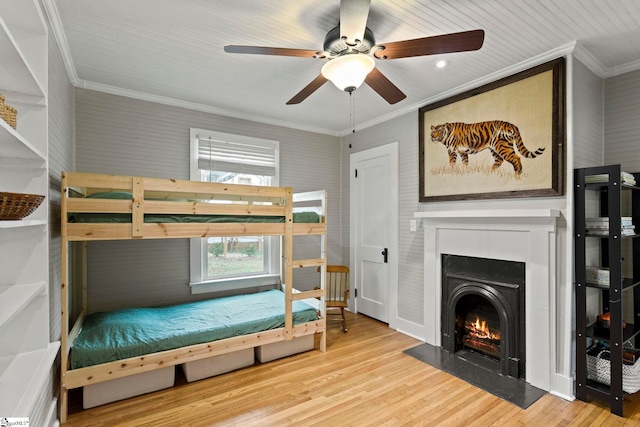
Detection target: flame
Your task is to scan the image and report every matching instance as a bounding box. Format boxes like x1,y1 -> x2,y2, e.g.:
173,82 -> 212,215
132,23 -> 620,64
467,316 -> 500,340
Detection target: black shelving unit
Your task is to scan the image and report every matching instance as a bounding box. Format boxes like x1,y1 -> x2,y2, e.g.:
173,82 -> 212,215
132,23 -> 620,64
574,164 -> 640,416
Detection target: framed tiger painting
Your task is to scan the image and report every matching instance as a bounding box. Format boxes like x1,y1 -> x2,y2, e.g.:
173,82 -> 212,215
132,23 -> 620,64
419,57 -> 565,202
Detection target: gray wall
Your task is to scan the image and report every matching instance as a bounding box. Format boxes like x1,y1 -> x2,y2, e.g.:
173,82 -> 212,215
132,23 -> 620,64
68,56 -> 621,328
342,60 -> 575,329
60,52 -> 640,392
341,111 -> 424,326
604,68 -> 640,315
74,90 -> 341,312
48,27 -> 75,343
571,58 -> 605,381
340,55 -> 609,389
573,60 -> 604,168
605,68 -> 640,171
46,8 -> 75,426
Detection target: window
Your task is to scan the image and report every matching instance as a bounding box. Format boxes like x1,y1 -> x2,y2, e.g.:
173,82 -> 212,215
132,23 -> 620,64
189,128 -> 280,293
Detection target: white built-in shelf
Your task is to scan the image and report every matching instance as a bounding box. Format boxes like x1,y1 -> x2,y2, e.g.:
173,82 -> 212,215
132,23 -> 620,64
0,342 -> 60,417
0,119 -> 47,163
0,0 -> 52,422
0,156 -> 46,169
0,220 -> 46,229
0,282 -> 46,329
0,16 -> 45,98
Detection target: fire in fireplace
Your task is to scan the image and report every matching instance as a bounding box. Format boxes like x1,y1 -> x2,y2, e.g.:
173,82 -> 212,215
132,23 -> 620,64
441,254 -> 525,378
462,304 -> 501,359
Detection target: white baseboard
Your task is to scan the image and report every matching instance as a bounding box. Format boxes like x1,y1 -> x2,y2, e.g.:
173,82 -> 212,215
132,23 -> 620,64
550,373 -> 575,401
393,317 -> 425,342
47,397 -> 59,427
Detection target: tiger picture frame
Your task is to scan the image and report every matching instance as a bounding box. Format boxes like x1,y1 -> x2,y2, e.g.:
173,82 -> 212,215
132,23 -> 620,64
419,57 -> 565,202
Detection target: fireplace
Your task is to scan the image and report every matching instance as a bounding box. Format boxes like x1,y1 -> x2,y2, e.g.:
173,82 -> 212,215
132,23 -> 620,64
414,209 -> 571,396
441,254 -> 525,378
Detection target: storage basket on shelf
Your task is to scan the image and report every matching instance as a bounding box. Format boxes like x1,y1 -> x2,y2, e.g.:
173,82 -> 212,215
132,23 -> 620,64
0,192 -> 45,220
0,94 -> 5,123
3,105 -> 17,129
0,93 -> 18,129
587,344 -> 640,394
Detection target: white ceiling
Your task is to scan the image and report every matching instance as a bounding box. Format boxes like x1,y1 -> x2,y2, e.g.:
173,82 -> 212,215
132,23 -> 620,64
48,0 -> 640,135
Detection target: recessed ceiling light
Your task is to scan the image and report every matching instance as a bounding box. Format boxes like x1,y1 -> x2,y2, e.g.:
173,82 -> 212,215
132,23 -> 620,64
436,60 -> 449,68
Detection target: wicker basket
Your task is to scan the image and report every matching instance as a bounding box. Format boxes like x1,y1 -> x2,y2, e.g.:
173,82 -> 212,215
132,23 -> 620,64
587,347 -> 640,394
0,94 -> 5,123
3,104 -> 17,129
0,192 -> 45,220
0,93 -> 17,129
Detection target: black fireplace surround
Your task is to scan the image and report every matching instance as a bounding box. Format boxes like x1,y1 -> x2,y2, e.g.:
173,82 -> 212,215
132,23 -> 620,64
441,254 -> 525,378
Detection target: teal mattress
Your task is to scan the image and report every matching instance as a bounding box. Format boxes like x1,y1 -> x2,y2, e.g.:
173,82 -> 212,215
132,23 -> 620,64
70,289 -> 318,369
68,191 -> 320,223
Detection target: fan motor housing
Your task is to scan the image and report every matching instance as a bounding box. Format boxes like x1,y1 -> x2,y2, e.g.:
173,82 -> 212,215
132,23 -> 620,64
323,25 -> 375,57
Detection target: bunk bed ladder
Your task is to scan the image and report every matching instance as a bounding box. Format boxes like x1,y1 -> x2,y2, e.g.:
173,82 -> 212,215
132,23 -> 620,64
289,190 -> 328,351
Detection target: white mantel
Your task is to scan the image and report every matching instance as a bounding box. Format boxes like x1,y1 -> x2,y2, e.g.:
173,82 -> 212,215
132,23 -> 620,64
414,209 -> 563,394
415,208 -> 561,220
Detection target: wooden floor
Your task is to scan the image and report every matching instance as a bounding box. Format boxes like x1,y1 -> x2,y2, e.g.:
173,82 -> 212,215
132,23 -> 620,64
65,312 -> 640,426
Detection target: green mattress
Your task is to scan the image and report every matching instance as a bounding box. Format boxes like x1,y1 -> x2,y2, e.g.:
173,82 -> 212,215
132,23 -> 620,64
69,211 -> 319,223
69,191 -> 320,223
70,289 -> 318,369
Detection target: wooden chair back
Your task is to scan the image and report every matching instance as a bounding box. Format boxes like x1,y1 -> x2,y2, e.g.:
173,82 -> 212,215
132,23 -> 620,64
318,265 -> 350,331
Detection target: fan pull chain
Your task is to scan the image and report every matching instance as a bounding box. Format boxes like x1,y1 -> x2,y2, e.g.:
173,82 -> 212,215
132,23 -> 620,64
208,138 -> 213,182
350,91 -> 356,134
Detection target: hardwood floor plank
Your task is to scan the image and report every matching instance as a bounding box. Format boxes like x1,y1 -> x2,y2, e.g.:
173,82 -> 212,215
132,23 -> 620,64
467,401 -> 521,426
65,312 -> 640,426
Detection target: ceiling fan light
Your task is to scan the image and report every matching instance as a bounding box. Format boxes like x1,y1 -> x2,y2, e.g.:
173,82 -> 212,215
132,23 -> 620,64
321,54 -> 375,92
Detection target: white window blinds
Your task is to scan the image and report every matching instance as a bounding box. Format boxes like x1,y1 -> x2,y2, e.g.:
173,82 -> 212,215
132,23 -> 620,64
196,132 -> 278,177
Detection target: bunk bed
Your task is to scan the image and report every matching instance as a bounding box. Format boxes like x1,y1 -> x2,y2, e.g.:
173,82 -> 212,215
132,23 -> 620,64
60,171 -> 327,422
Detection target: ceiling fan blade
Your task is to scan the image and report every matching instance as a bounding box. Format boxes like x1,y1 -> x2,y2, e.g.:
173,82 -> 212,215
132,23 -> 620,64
340,0 -> 371,46
224,45 -> 320,58
373,29 -> 485,60
364,68 -> 406,104
286,74 -> 329,105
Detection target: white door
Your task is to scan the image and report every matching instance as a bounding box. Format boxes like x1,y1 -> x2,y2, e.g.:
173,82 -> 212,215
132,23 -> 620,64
350,143 -> 398,326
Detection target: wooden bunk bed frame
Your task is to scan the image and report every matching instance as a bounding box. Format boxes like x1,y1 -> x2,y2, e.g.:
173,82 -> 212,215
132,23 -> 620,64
59,171 -> 327,422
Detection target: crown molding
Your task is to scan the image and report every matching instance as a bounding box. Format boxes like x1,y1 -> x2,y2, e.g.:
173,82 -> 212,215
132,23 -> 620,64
341,42 -> 578,136
42,1 -> 338,137
572,44 -> 608,78
38,5 -> 640,139
572,43 -> 640,78
604,58 -> 640,78
41,0 -> 79,86
74,79 -> 340,136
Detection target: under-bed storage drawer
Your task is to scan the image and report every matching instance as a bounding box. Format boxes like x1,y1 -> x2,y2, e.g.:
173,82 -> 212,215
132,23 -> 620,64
255,334 -> 315,363
181,347 -> 255,382
83,366 -> 175,409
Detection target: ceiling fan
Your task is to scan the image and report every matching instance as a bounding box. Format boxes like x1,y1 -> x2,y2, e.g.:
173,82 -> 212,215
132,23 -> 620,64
224,0 -> 484,105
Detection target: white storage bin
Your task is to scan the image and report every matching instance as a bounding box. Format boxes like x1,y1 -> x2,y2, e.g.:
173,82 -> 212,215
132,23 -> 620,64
255,334 -> 314,363
83,366 -> 175,409
181,347 -> 254,382
587,347 -> 640,394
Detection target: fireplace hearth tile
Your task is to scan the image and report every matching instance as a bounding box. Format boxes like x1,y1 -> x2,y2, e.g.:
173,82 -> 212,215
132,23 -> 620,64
404,343 -> 546,409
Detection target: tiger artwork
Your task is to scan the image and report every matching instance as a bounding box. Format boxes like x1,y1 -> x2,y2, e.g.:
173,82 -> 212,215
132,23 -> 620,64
430,120 -> 545,175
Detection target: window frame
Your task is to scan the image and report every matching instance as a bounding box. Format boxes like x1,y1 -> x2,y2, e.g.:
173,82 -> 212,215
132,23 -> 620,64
188,128 -> 281,293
